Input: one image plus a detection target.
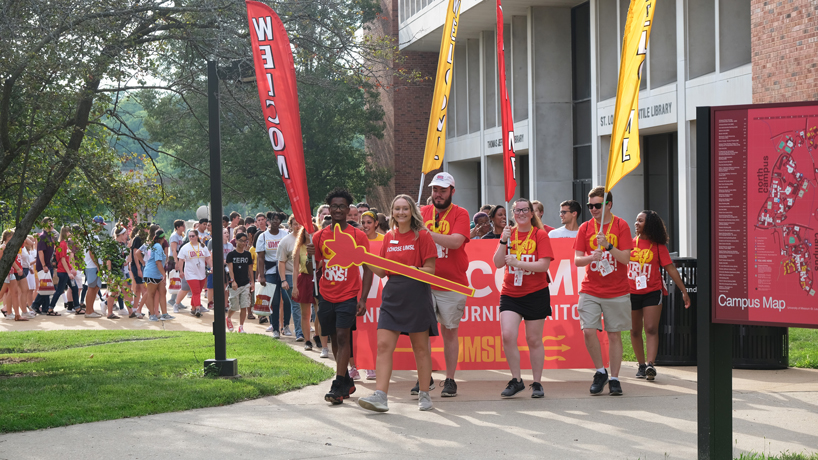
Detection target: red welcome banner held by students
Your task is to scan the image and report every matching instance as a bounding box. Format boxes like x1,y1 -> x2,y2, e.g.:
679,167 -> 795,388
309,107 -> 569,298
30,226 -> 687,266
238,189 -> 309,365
246,1 -> 314,233
497,0 -> 516,202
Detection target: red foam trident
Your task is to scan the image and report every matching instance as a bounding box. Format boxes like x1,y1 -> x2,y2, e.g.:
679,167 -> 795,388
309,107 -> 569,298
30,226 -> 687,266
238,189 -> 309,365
322,224 -> 475,297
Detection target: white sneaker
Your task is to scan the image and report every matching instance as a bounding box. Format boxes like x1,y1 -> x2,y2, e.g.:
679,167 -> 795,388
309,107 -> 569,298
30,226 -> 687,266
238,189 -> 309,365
172,304 -> 182,313
265,325 -> 274,332
358,390 -> 389,412
418,391 -> 433,411
349,366 -> 361,380
282,326 -> 292,336
320,348 -> 329,358
238,325 -> 246,333
366,369 -> 376,380
26,311 -> 37,318
160,313 -> 175,320
272,330 -> 280,339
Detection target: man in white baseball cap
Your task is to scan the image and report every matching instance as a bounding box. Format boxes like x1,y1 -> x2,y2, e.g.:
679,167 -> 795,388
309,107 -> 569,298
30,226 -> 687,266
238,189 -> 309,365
419,170 -> 470,398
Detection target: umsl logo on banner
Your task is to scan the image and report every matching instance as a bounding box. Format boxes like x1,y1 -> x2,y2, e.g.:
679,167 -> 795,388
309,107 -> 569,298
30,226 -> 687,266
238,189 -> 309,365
354,239 -> 611,370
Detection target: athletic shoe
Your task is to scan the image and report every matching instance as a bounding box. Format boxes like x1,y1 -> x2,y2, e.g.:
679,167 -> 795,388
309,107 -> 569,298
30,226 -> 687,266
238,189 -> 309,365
282,326 -> 292,336
194,308 -> 202,318
324,378 -> 346,405
646,363 -> 657,381
265,325 -> 274,332
418,391 -> 433,411
349,366 -> 361,380
304,341 -> 313,351
148,315 -> 160,322
295,334 -> 305,342
160,313 -> 175,320
320,348 -> 329,358
207,301 -> 214,311
172,304 -> 183,313
501,378 -> 525,398
340,376 -> 356,398
259,316 -> 268,324
85,312 -> 102,318
410,377 -> 436,396
636,363 -> 647,379
358,390 -> 389,412
365,369 -> 376,380
313,335 -> 322,348
238,325 -> 246,333
590,370 -> 609,395
226,317 -> 234,332
531,382 -> 544,398
26,311 -> 37,318
441,378 -> 457,397
272,330 -> 280,339
609,378 -> 623,396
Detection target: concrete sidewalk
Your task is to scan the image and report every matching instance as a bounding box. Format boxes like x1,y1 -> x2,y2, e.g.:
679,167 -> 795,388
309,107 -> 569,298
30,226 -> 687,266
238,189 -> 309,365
1,309 -> 817,459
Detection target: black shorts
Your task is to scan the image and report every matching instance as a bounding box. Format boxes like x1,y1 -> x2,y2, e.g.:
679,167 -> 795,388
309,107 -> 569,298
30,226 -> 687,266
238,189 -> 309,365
630,290 -> 662,310
499,287 -> 552,321
144,277 -> 163,285
317,296 -> 357,336
14,268 -> 28,281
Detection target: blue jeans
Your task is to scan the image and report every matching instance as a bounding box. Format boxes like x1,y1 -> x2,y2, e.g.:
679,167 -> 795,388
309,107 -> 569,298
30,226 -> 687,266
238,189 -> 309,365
283,274 -> 303,338
50,272 -> 79,311
265,272 -> 291,332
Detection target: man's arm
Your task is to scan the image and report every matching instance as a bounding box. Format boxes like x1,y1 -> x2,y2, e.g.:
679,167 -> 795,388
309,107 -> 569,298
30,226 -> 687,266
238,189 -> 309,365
357,264 -> 374,316
428,232 -> 466,250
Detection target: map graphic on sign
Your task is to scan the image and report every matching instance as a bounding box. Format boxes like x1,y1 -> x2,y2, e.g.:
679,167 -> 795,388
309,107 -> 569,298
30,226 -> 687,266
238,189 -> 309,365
748,107 -> 818,314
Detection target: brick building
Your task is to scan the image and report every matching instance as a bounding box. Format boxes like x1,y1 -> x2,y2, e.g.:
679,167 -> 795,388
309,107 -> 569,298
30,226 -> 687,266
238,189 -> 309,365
366,0 -> 817,256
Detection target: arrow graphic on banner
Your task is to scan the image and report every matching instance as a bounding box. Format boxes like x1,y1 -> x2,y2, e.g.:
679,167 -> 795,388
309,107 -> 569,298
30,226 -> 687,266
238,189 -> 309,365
322,224 -> 475,296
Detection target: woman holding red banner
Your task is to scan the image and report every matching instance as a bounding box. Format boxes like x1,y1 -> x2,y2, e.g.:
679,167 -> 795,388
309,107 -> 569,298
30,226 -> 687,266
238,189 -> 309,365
493,198 -> 554,399
358,194 -> 438,413
628,210 -> 690,381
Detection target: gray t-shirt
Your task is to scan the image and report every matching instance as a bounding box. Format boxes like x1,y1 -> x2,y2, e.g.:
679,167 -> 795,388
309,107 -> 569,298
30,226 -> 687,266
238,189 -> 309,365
275,232 -> 297,276
548,226 -> 579,239
169,232 -> 184,259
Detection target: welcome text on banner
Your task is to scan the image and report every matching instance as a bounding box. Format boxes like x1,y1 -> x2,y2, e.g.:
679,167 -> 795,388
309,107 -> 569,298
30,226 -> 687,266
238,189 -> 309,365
353,239 -> 611,371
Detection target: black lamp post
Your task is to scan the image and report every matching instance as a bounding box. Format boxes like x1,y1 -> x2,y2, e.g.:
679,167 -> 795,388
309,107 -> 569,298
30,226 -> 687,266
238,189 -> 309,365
204,60 -> 238,376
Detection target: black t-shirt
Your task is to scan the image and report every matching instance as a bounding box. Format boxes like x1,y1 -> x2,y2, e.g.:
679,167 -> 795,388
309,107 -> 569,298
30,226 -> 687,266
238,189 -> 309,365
130,236 -> 143,268
226,249 -> 251,287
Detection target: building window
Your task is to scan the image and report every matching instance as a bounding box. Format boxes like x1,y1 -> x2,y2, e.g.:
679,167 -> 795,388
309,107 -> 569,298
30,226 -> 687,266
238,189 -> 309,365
572,2 -> 593,222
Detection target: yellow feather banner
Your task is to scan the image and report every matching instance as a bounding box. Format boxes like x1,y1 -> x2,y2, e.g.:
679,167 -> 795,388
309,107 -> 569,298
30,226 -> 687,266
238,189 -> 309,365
605,0 -> 656,193
420,0 -> 462,175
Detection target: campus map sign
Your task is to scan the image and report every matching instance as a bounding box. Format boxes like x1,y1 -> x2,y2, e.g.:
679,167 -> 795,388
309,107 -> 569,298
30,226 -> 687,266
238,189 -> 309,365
711,103 -> 818,328
354,239 -> 611,371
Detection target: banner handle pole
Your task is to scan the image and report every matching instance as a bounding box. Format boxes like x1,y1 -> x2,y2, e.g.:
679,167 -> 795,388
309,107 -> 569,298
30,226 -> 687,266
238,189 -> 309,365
599,187 -> 607,237
309,229 -> 319,298
417,172 -> 425,205
505,200 -> 510,257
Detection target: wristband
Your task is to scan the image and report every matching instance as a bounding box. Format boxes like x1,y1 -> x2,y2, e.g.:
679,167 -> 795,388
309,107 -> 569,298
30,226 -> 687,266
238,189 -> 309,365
606,243 -> 613,251
500,240 -> 508,245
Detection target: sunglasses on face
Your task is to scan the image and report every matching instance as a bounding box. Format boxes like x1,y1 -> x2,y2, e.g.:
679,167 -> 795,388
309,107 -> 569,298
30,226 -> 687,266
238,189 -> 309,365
586,201 -> 608,210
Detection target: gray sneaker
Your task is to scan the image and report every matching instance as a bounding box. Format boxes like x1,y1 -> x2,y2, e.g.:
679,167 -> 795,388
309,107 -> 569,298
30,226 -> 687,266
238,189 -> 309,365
530,382 -> 544,398
320,348 -> 329,358
358,390 -> 389,412
418,391 -> 433,411
160,313 -> 175,320
148,315 -> 160,322
282,326 -> 292,336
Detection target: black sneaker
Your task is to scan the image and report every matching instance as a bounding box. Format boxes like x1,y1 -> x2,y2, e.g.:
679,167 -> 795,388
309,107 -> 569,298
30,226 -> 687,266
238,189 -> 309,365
313,335 -> 322,348
590,370 -> 609,395
340,376 -> 356,398
530,382 -> 544,398
410,377 -> 436,395
636,363 -> 647,379
259,316 -> 269,324
609,378 -> 623,396
304,340 -> 313,351
645,363 -> 657,381
324,378 -> 345,405
441,378 -> 457,397
501,378 -> 525,398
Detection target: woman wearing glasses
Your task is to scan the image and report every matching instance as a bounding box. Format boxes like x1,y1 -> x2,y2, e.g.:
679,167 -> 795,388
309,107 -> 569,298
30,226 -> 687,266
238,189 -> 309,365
177,230 -> 212,316
492,198 -> 554,399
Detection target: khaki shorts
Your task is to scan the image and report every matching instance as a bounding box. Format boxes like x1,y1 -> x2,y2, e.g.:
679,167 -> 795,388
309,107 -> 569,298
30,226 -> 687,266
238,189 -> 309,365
432,289 -> 467,329
578,293 -> 631,332
228,284 -> 251,311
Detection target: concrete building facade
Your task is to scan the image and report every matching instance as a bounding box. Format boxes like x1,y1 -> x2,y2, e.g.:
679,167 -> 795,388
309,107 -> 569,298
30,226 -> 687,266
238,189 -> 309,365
367,0 -> 817,256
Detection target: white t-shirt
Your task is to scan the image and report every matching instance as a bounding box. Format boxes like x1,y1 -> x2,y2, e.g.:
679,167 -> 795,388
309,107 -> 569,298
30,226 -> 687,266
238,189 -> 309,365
177,242 -> 211,280
169,232 -> 184,258
255,229 -> 287,274
84,236 -> 100,269
20,247 -> 30,269
548,226 -> 579,239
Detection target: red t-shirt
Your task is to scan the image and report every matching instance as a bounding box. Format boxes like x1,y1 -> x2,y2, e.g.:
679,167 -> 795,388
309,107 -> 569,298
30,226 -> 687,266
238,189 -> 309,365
420,204 -> 470,289
379,228 -> 437,277
573,215 -> 633,298
542,223 -> 555,233
628,237 -> 672,295
502,227 -> 554,297
55,240 -> 72,273
313,224 -> 370,303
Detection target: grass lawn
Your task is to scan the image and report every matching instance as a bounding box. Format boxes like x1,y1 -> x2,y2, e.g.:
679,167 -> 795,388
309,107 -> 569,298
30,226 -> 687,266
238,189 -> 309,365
0,330 -> 333,433
737,452 -> 818,460
622,327 -> 818,369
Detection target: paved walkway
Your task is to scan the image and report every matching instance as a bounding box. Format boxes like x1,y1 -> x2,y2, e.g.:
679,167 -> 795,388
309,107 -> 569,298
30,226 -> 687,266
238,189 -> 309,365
1,306 -> 817,459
